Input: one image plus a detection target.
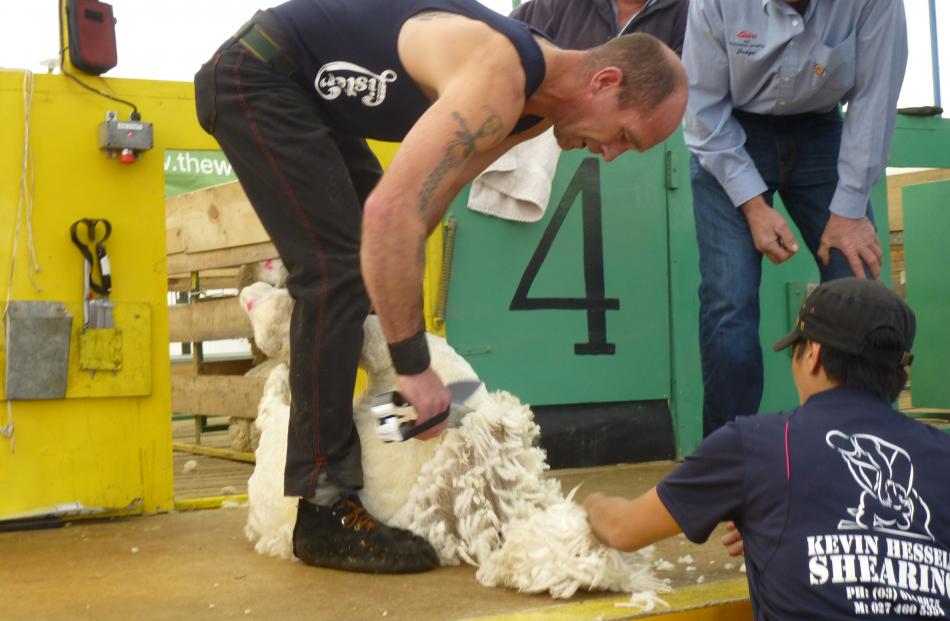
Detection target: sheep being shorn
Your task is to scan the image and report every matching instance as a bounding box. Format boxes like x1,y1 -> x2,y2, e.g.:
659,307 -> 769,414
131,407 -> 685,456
239,282 -> 293,363
244,361 -> 296,559
236,258 -> 288,291
226,282 -> 293,452
240,283 -> 667,599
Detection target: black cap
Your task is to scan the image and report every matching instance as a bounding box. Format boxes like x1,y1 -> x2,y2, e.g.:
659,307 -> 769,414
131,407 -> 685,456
772,278 -> 916,367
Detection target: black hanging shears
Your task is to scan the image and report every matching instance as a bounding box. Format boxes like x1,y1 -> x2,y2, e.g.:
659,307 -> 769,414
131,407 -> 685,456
70,218 -> 112,296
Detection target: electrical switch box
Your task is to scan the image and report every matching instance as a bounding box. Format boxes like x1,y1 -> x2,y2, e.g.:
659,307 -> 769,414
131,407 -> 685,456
98,110 -> 153,162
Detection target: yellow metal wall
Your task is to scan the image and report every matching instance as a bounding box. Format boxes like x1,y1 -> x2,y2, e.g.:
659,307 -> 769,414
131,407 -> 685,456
0,70 -> 445,518
0,71 -> 217,518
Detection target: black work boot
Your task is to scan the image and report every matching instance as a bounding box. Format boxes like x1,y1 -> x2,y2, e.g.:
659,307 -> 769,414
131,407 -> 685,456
292,494 -> 439,573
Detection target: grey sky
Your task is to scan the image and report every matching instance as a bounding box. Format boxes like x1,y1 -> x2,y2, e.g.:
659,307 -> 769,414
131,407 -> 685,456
0,0 -> 946,112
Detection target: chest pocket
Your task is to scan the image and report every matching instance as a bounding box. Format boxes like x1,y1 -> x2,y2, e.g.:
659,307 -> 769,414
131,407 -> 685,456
803,30 -> 856,100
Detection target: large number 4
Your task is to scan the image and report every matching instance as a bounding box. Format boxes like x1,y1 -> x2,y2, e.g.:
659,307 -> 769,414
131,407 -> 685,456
509,158 -> 619,355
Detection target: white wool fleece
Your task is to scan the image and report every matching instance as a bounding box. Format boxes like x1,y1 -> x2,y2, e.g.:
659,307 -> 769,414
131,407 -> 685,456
244,362 -> 297,560
242,297 -> 665,599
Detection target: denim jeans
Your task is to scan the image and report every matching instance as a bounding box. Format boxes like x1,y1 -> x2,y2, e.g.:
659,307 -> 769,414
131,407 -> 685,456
691,110 -> 874,436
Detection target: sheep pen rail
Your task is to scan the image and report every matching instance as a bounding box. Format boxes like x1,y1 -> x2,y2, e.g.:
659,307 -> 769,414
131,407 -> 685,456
167,181 -> 274,460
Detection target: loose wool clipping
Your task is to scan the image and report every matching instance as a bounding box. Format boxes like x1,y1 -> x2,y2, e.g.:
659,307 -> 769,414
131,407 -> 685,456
240,282 -> 667,599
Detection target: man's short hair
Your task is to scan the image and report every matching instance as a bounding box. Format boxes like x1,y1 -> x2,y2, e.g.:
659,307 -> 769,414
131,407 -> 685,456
793,332 -> 909,403
585,33 -> 684,111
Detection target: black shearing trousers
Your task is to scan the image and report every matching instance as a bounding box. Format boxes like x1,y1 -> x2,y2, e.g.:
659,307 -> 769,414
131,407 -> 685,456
194,14 -> 383,498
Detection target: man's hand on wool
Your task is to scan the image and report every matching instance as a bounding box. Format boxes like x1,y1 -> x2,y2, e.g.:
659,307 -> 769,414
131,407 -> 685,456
740,196 -> 799,264
583,492 -> 618,546
397,368 -> 452,440
818,213 -> 881,279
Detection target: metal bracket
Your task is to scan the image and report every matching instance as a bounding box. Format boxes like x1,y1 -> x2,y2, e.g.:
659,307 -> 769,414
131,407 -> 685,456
4,301 -> 72,400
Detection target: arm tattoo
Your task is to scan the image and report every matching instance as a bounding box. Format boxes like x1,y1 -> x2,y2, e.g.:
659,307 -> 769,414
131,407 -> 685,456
417,110 -> 503,217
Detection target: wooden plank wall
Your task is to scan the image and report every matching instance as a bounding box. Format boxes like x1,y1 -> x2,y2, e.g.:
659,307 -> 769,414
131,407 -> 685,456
172,376 -> 266,420
167,182 -> 270,256
167,181 -> 278,280
168,296 -> 252,343
167,182 -> 274,427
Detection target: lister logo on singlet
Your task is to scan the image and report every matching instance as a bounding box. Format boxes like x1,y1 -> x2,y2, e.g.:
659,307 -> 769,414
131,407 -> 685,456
315,61 -> 397,107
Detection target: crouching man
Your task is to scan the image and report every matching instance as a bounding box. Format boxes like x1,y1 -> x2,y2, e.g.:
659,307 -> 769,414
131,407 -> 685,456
585,278 -> 950,619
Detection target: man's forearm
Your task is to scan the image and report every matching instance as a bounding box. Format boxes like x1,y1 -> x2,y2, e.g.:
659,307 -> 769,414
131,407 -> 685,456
361,199 -> 428,345
584,488 -> 682,552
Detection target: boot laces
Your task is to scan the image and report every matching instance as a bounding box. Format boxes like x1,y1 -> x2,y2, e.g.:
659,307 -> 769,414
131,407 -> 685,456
340,499 -> 377,532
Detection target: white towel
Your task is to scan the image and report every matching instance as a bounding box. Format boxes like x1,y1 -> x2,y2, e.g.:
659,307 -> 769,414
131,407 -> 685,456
467,128 -> 561,223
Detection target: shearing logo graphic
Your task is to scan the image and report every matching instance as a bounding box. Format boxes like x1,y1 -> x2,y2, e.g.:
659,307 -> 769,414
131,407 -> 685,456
315,61 -> 397,107
826,431 -> 934,541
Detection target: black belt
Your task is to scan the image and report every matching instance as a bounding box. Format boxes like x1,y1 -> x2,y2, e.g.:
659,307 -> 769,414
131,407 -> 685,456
234,11 -> 301,81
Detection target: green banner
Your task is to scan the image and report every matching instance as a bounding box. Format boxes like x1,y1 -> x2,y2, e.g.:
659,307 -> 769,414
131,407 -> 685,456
163,150 -> 236,198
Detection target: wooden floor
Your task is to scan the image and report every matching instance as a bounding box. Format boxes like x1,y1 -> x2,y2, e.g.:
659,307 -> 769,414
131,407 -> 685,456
11,404 -> 944,621
173,418 -> 253,501
3,460 -> 752,621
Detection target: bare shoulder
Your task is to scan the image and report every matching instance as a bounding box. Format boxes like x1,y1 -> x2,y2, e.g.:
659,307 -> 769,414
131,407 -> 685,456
410,9 -> 462,21
398,11 -> 525,97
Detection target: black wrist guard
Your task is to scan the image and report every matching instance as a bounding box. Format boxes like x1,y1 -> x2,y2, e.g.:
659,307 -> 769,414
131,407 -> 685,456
387,330 -> 430,376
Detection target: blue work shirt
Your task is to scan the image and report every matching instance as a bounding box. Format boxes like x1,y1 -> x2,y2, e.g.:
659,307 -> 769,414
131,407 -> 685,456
682,0 -> 908,218
658,387 -> 950,620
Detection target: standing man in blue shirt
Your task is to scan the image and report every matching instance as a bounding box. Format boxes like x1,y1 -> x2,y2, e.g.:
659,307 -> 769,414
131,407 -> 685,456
585,278 -> 950,620
683,0 -> 908,436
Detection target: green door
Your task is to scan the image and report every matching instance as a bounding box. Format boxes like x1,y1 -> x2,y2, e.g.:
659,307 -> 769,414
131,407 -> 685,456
903,179 -> 950,408
444,147 -> 671,406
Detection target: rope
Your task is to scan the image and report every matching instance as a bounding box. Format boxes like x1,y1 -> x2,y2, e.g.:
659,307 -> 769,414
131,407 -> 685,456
2,69 -> 44,453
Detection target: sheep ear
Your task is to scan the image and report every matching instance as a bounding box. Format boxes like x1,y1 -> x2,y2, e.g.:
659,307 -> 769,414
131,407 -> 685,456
239,281 -> 276,315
